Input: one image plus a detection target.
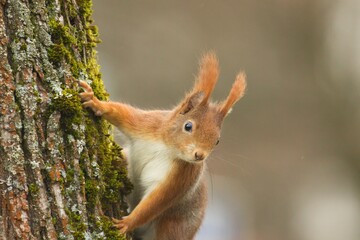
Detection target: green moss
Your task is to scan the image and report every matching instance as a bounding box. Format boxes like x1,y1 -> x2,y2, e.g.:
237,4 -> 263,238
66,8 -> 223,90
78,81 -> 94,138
45,0 -> 59,20
47,19 -> 84,78
47,43 -> 68,66
85,178 -> 98,209
45,1 -> 132,238
86,58 -> 108,101
77,0 -> 93,22
20,42 -> 27,51
29,183 -> 40,196
96,216 -> 126,240
83,115 -> 132,210
85,25 -> 101,49
52,216 -> 58,225
66,209 -> 87,239
47,43 -> 84,78
66,168 -> 75,183
49,89 -> 83,138
67,3 -> 78,21
49,19 -> 76,46
100,141 -> 132,204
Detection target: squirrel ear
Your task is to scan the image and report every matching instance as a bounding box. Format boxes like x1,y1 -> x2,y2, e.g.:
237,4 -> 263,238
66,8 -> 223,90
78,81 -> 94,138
219,72 -> 246,117
176,52 -> 219,115
178,91 -> 204,115
193,51 -> 219,105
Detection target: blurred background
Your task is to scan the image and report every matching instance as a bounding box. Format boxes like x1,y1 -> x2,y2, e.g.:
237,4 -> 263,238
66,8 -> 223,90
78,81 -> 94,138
92,1 -> 360,240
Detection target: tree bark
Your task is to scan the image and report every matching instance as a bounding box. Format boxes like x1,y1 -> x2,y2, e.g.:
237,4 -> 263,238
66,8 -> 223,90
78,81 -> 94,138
0,0 -> 132,239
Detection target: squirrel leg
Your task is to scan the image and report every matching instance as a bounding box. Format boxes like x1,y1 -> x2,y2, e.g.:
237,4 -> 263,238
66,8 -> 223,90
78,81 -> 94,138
79,81 -> 139,132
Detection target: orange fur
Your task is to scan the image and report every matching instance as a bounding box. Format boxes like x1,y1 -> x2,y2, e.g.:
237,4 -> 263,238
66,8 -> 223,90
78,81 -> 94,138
118,160 -> 204,234
80,81 -> 169,140
219,72 -> 247,117
156,178 -> 207,240
193,52 -> 219,104
175,52 -> 219,115
79,52 -> 246,239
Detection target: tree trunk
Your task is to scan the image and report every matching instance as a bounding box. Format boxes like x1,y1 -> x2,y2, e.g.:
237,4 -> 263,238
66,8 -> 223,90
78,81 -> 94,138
0,0 -> 132,239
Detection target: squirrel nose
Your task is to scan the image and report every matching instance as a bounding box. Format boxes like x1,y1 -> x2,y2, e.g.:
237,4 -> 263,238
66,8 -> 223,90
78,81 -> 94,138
195,152 -> 205,161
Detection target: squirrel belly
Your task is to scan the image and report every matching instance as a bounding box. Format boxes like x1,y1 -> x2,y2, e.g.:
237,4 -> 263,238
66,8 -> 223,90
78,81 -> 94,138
126,138 -> 176,210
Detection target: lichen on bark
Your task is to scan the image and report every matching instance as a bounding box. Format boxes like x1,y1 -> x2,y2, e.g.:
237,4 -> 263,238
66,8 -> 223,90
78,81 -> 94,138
0,0 -> 132,239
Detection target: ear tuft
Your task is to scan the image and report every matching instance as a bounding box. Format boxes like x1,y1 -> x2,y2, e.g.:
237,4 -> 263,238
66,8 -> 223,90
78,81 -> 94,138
219,71 -> 247,117
176,52 -> 220,115
193,51 -> 219,104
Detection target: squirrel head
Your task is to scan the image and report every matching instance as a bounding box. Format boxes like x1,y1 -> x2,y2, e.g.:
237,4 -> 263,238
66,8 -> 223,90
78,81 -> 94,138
164,52 -> 247,163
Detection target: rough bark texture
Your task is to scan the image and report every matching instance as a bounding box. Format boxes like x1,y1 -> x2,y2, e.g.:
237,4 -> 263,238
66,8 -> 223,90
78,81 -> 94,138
0,0 -> 132,239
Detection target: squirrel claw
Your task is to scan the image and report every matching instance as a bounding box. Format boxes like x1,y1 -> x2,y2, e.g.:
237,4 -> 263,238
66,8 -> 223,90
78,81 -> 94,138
79,91 -> 94,101
79,80 -> 92,92
112,217 -> 131,234
79,81 -> 104,116
79,81 -> 94,102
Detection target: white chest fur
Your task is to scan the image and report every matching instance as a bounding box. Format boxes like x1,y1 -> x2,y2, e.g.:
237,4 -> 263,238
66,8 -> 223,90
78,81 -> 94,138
126,139 -> 175,203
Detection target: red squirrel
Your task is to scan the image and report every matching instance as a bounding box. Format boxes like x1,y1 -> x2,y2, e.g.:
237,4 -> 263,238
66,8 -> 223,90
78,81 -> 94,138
79,52 -> 246,240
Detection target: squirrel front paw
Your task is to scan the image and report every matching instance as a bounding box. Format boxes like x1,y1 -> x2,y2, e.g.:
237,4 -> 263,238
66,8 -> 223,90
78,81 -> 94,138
79,81 -> 104,116
112,216 -> 134,234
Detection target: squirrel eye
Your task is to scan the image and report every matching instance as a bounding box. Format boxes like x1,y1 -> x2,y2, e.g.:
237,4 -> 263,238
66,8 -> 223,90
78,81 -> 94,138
184,121 -> 193,132
216,140 -> 220,145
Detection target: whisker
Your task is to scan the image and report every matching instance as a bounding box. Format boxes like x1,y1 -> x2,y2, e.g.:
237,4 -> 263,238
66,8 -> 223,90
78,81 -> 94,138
210,154 -> 242,168
205,165 -> 214,202
209,152 -> 253,177
228,152 -> 250,160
